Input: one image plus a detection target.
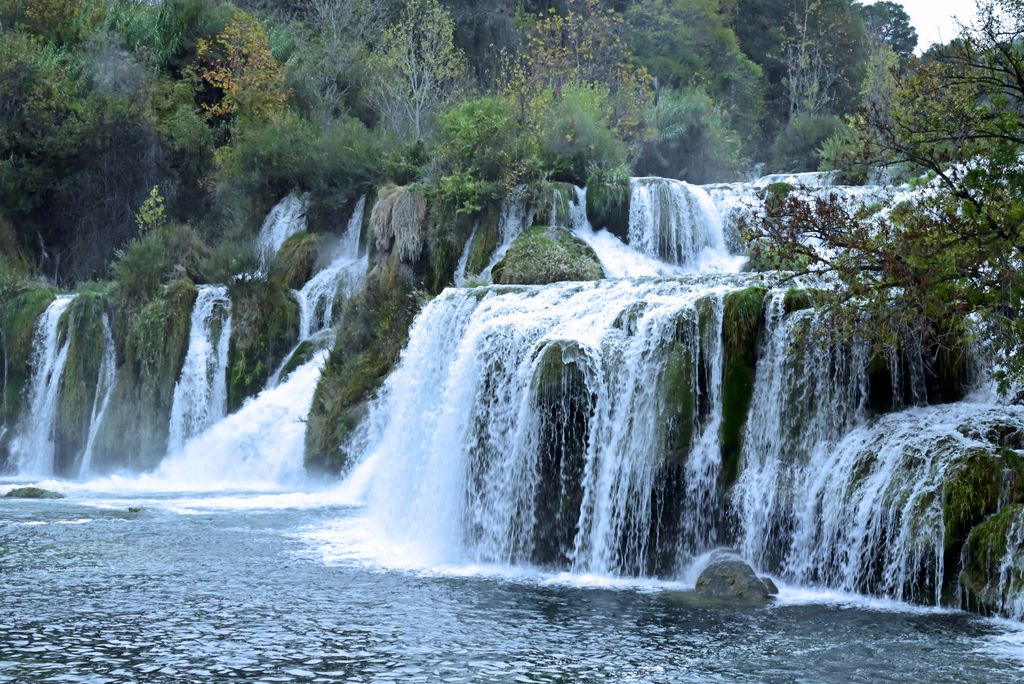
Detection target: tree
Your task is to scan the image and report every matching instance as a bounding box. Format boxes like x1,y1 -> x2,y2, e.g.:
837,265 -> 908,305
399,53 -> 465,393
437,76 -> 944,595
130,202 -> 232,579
746,0 -> 1024,388
195,9 -> 288,122
861,1 -> 918,63
782,0 -> 867,119
367,0 -> 467,140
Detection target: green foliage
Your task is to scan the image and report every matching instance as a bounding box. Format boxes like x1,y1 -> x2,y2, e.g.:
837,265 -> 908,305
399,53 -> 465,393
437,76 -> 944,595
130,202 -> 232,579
534,83 -> 627,185
135,186 -> 168,233
770,112 -> 843,172
636,87 -> 747,183
433,95 -> 540,213
213,111 -> 383,228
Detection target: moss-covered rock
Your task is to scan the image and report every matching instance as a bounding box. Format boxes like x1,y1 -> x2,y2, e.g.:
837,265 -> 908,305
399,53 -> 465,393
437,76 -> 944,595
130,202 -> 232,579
531,182 -> 575,228
4,486 -> 64,499
463,203 -> 501,278
943,448 -> 1024,557
54,289 -> 111,475
492,226 -> 603,286
662,339 -> 696,465
586,169 -> 631,241
719,287 -> 766,489
763,182 -> 795,201
304,254 -> 420,475
94,277 -> 197,471
227,279 -> 300,411
270,232 -> 321,290
959,504 -> 1024,616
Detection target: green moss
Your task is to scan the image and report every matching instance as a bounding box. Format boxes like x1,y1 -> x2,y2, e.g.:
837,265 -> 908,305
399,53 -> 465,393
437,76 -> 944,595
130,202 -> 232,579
304,254 -> 419,475
944,448 -> 1024,554
270,232 -> 321,290
227,279 -> 300,411
531,182 -> 574,228
959,504 -> 1024,615
585,169 -> 631,241
764,182 -> 795,201
95,277 -> 197,470
464,203 -> 501,277
279,340 -> 316,380
0,286 -> 57,434
55,291 -> 110,475
662,340 -> 695,465
492,226 -> 603,286
719,287 -> 766,489
4,486 -> 63,499
782,288 -> 817,314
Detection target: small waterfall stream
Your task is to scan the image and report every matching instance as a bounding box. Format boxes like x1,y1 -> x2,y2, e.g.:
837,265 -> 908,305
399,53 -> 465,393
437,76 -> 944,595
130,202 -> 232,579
167,285 -> 233,453
294,196 -> 367,340
78,313 -> 116,477
12,294 -> 75,475
257,195 -> 308,270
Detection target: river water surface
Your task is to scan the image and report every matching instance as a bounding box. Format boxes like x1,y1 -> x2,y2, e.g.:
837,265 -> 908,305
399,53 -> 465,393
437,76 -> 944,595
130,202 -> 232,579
2,482 -> 1023,683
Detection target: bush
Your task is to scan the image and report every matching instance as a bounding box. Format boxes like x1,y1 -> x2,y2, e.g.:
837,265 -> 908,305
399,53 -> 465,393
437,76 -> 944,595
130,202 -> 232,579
635,87 -> 747,183
433,95 -> 540,213
770,113 -> 844,173
534,83 -> 627,185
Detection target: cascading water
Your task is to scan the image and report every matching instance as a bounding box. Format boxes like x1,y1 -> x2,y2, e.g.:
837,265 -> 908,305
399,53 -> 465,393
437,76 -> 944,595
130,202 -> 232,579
167,285 -> 232,454
294,196 -> 367,340
150,351 -> 328,491
78,313 -> 116,477
568,187 -> 681,278
257,194 -> 308,269
11,295 -> 75,475
346,276 -> 757,575
479,185 -> 535,281
628,177 -> 743,272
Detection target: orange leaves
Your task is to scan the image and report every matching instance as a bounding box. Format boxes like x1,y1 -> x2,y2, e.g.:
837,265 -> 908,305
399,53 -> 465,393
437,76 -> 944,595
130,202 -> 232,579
195,10 -> 287,121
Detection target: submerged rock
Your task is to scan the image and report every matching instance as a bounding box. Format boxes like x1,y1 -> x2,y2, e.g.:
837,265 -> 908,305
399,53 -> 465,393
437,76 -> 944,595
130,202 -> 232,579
4,486 -> 64,499
695,552 -> 772,601
492,226 -> 603,285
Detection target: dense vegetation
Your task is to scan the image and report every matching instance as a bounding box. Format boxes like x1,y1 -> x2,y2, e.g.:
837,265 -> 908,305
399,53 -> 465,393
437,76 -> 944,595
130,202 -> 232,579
1,0 -> 921,289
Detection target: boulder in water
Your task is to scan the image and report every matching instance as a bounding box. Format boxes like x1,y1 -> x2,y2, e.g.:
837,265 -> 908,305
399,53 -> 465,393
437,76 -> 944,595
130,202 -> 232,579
492,226 -> 603,286
760,576 -> 779,595
695,552 -> 772,601
4,486 -> 64,499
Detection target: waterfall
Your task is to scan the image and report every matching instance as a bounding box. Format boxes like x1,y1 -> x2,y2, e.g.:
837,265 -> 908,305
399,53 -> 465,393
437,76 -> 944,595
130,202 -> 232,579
734,293 -> 872,568
346,276 -> 755,574
568,187 -> 682,278
151,351 -> 328,490
294,196 -> 367,341
167,285 -> 232,453
454,220 -> 479,287
257,194 -> 308,269
628,177 -> 742,272
479,186 -> 535,281
12,295 -> 75,475
997,512 -> 1024,621
78,313 -> 117,477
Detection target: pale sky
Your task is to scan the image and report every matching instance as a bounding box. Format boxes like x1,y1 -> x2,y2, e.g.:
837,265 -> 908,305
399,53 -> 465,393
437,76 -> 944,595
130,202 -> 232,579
891,0 -> 980,51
